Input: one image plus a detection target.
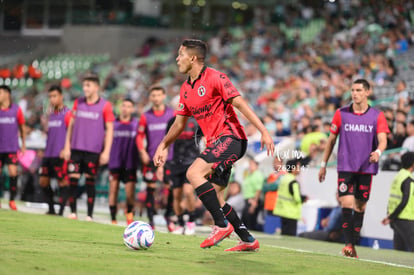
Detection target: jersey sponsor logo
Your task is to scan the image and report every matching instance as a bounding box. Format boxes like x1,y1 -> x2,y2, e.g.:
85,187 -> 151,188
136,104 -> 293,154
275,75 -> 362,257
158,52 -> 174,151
339,182 -> 348,193
223,81 -> 237,97
114,130 -> 136,138
359,185 -> 370,191
48,120 -> 63,127
190,104 -> 212,115
344,123 -> 373,133
198,85 -> 206,97
212,137 -> 232,158
0,117 -> 16,124
183,91 -> 188,99
148,122 -> 167,131
76,110 -> 100,120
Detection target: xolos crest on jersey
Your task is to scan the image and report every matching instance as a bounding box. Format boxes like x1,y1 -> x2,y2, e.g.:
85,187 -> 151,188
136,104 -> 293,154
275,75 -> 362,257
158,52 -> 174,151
198,86 -> 206,97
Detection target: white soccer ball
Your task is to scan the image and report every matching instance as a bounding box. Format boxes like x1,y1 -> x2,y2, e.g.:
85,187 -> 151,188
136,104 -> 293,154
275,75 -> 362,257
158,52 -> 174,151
123,221 -> 154,250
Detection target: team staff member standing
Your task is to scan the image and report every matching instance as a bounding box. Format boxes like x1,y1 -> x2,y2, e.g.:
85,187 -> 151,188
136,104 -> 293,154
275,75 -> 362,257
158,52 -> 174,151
136,86 -> 175,229
382,152 -> 414,252
241,156 -> 265,231
39,85 -> 71,216
153,39 -> 274,251
63,73 -> 114,221
274,158 -> 307,236
0,85 -> 26,210
108,98 -> 139,225
319,79 -> 389,258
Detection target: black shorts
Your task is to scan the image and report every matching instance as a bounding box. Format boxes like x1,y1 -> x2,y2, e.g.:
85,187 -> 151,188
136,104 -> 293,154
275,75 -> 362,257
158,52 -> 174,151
337,172 -> 373,202
170,163 -> 191,189
67,150 -> 100,176
142,161 -> 171,184
39,157 -> 67,180
0,152 -> 18,167
109,168 -> 137,183
200,136 -> 247,187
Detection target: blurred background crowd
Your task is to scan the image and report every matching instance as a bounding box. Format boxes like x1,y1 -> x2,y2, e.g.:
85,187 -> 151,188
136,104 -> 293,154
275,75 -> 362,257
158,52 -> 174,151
1,0 -> 414,234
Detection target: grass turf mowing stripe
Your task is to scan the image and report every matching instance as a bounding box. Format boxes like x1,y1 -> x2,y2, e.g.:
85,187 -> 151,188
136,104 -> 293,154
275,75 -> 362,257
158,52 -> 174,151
265,244 -> 414,270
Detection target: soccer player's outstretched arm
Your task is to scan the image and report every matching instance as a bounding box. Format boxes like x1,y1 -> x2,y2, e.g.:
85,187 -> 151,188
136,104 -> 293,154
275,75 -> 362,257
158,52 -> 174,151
100,102 -> 115,165
230,95 -> 275,156
369,132 -> 387,163
62,116 -> 74,161
153,114 -> 188,167
136,114 -> 151,165
18,124 -> 26,155
100,121 -> 114,165
17,107 -> 26,154
369,111 -> 389,163
318,133 -> 337,182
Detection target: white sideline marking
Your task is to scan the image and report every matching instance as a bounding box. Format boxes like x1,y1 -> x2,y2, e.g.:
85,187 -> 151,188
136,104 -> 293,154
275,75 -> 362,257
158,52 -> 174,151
266,244 -> 414,270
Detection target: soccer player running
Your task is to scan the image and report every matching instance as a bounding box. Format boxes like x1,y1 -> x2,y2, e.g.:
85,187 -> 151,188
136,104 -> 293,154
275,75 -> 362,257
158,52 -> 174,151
0,85 -> 26,210
319,79 -> 389,258
136,86 -> 175,229
108,98 -> 139,225
153,39 -> 274,251
167,116 -> 201,235
62,73 -> 114,221
39,85 -> 71,215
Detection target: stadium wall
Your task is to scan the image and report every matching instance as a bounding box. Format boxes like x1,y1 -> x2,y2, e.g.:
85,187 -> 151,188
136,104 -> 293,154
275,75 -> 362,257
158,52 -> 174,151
234,152 -> 395,245
297,168 -> 395,242
61,25 -> 195,60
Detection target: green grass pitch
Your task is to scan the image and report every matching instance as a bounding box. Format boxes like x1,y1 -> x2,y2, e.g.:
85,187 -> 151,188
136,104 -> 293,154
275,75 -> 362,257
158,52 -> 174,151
0,210 -> 413,275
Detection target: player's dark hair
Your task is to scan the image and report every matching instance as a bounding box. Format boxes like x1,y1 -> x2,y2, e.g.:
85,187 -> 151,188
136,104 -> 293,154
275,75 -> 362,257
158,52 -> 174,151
123,98 -> 135,105
398,79 -> 406,87
82,73 -> 100,85
396,109 -> 407,116
182,39 -> 207,62
0,85 -> 11,93
48,85 -> 62,94
246,154 -> 259,165
401,152 -> 414,169
286,158 -> 301,172
149,85 -> 165,94
397,121 -> 407,129
353,79 -> 370,91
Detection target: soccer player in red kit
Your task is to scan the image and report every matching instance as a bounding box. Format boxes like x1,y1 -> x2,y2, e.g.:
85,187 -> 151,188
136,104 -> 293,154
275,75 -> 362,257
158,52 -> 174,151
319,79 -> 389,258
62,73 -> 114,221
0,85 -> 26,210
153,39 -> 274,251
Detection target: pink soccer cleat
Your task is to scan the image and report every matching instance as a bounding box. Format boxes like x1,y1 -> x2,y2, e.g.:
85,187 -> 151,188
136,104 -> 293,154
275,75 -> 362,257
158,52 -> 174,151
200,223 -> 233,248
224,239 -> 260,252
